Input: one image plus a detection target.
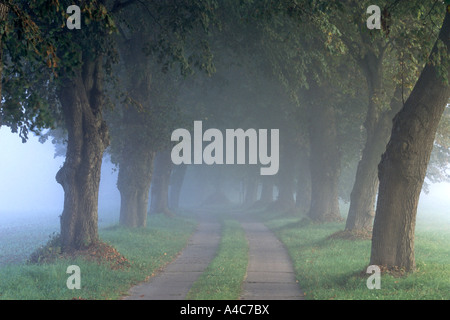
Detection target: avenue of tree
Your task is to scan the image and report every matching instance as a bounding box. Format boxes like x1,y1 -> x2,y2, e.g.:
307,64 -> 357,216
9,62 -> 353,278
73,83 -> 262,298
1,0 -> 449,273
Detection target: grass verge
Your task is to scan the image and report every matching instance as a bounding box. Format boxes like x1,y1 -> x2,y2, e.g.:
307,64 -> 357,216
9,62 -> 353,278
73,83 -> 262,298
261,212 -> 450,300
186,218 -> 248,300
0,213 -> 196,300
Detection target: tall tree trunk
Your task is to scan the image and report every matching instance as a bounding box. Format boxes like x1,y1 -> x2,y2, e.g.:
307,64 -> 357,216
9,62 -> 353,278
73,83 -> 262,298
56,57 -> 109,251
295,147 -> 311,211
275,170 -> 296,213
306,81 -> 341,222
270,131 -> 296,213
346,87 -> 403,232
243,173 -> 259,208
150,149 -> 173,216
117,143 -> 155,227
259,177 -> 274,205
169,164 -> 187,209
307,91 -> 342,222
115,27 -> 157,226
370,11 -> 450,272
345,51 -> 383,231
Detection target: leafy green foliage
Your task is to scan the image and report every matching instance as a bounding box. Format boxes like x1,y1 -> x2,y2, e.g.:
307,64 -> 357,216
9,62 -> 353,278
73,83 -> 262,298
0,0 -> 120,140
0,0 -> 60,141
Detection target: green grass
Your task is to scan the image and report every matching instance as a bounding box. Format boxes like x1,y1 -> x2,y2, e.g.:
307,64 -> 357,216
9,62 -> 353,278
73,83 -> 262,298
2,206 -> 448,300
0,214 -> 196,300
186,218 -> 248,300
262,213 -> 450,300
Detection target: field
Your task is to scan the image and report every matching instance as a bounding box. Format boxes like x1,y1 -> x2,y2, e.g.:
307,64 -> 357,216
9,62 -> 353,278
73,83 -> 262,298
0,211 -> 119,268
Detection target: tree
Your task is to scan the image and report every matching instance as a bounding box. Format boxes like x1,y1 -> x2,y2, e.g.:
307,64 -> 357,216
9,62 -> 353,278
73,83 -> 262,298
243,0 -> 350,220
0,0 -> 112,251
111,25 -> 181,226
305,80 -> 342,222
271,123 -> 297,214
108,0 -> 217,226
335,0 -> 441,233
54,0 -> 118,250
149,149 -> 173,215
169,163 -> 187,210
370,8 -> 450,272
345,86 -> 403,231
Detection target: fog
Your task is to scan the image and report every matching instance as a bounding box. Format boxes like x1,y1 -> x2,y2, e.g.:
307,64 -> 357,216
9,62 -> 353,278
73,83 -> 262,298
0,128 -> 120,223
1,126 -> 449,225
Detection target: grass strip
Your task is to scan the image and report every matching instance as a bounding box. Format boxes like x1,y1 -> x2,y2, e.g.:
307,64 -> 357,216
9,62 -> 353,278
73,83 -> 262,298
186,218 -> 248,300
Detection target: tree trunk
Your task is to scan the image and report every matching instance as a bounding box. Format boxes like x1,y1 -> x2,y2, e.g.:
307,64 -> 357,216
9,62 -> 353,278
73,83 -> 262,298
295,147 -> 311,211
56,57 -> 109,251
346,87 -> 403,232
115,33 -> 157,226
307,94 -> 342,222
117,143 -> 155,228
150,149 -> 173,216
275,173 -> 296,213
269,130 -> 297,213
370,11 -> 450,272
169,164 -> 187,209
243,173 -> 259,208
345,51 -> 383,231
259,177 -> 274,205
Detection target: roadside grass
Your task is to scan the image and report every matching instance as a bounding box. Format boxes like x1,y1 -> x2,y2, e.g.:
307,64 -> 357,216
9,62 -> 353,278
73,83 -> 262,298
186,218 -> 248,300
0,213 -> 196,300
260,211 -> 450,300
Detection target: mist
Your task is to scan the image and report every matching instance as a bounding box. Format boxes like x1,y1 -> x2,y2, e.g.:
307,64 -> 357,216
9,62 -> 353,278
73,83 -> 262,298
0,0 -> 449,302
0,128 -> 120,224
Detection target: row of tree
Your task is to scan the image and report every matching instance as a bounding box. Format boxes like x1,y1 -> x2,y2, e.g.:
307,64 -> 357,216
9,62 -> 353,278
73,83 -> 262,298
1,0 -> 449,273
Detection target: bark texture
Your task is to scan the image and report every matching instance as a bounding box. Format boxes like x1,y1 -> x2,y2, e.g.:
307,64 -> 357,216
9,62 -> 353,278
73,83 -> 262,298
169,164 -> 187,209
56,57 -> 109,251
116,28 -> 157,227
243,173 -> 259,208
117,144 -> 155,227
295,147 -> 311,211
150,149 -> 173,215
257,177 -> 274,206
346,87 -> 403,232
370,11 -> 450,271
307,84 -> 342,222
270,131 -> 297,213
